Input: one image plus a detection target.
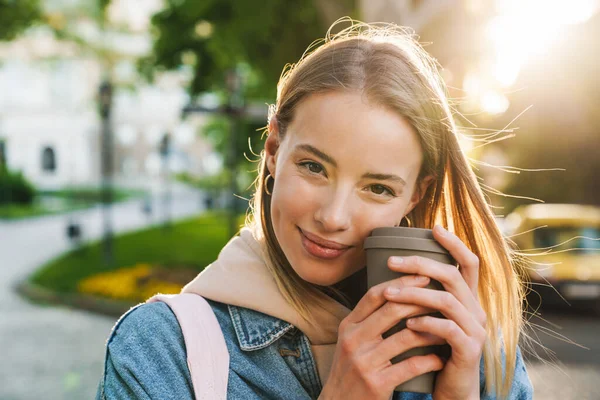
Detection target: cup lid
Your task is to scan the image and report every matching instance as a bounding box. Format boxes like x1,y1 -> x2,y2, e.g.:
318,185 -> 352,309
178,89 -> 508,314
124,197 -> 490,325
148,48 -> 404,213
369,226 -> 434,240
364,236 -> 449,255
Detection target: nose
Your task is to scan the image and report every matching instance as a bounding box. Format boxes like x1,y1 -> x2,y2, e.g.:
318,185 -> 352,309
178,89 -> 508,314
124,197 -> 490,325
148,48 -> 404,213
314,185 -> 353,232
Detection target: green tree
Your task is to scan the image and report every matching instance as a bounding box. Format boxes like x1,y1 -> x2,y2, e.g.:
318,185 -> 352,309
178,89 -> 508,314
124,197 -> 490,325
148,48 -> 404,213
0,168 -> 35,205
146,0 -> 356,187
148,0 -> 355,97
0,0 -> 42,41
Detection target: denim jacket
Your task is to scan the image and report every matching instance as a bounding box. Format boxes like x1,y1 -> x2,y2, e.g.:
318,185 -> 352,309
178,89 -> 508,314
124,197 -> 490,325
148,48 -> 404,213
96,298 -> 533,399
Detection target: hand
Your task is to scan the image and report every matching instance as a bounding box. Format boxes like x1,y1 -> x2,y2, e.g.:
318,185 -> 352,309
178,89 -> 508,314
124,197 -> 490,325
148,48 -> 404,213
383,225 -> 486,400
319,274 -> 446,400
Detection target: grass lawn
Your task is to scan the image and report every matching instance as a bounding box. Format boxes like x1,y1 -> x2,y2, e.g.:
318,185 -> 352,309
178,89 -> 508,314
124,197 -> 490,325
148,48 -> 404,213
37,186 -> 146,203
0,203 -> 63,219
30,211 -> 246,296
0,187 -> 146,220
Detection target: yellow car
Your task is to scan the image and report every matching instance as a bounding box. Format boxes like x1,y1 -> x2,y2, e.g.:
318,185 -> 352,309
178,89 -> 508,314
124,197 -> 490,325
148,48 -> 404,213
503,204 -> 600,309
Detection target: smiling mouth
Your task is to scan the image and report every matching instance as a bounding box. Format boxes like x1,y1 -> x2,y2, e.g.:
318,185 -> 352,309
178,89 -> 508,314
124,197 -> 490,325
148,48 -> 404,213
298,228 -> 351,260
298,228 -> 352,250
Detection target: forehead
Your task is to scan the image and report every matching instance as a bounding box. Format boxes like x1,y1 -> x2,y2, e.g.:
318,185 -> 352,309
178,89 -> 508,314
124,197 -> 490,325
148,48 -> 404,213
284,91 -> 423,175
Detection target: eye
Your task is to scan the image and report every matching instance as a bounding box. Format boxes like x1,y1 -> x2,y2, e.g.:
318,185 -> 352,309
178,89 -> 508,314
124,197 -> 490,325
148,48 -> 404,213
370,184 -> 396,197
299,161 -> 325,175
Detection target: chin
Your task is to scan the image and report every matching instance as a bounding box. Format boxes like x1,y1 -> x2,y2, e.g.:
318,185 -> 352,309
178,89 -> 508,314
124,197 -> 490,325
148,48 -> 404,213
291,257 -> 361,287
296,268 -> 342,287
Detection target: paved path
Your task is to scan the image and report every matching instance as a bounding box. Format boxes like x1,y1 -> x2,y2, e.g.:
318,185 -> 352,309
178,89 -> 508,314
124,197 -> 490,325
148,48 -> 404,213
0,185 -> 207,400
523,307 -> 600,399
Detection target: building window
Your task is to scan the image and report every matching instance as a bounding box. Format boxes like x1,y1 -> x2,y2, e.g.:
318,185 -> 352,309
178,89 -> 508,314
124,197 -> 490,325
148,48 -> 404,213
42,146 -> 57,172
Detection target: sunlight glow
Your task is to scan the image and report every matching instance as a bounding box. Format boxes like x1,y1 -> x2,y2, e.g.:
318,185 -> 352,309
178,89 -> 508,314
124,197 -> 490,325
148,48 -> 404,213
463,0 -> 599,115
489,0 -> 599,88
481,91 -> 510,114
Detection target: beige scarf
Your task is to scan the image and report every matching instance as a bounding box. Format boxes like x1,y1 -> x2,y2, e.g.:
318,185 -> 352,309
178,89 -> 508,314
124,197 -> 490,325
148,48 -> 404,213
181,227 -> 353,386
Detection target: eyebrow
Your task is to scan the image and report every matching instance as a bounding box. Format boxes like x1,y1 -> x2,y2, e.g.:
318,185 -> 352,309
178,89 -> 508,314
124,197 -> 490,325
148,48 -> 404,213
295,143 -> 407,187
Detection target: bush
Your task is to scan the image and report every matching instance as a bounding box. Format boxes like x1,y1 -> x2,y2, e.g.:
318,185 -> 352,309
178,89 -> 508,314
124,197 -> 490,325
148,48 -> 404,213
0,168 -> 35,205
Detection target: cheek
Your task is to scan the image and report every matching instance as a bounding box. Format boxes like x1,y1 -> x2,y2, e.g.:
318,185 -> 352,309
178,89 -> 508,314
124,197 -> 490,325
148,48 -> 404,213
271,174 -> 316,224
366,208 -> 402,228
353,209 -> 398,245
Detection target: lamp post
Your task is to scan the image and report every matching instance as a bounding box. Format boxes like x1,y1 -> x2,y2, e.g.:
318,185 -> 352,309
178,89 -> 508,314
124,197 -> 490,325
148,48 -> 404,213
159,132 -> 172,230
0,139 -> 5,172
99,79 -> 114,266
180,67 -> 248,239
225,68 -> 244,239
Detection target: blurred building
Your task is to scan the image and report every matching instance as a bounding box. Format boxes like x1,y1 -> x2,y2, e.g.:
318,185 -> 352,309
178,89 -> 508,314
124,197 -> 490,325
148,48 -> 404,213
0,0 -> 216,191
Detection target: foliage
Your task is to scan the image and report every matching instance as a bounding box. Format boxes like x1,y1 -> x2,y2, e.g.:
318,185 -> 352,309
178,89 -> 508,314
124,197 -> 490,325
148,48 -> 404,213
148,0 -> 331,98
0,186 -> 144,220
176,170 -> 230,192
176,113 -> 267,200
0,203 -> 49,219
0,0 -> 42,41
37,186 -> 146,203
30,212 -> 246,294
202,114 -> 266,170
146,0 -> 356,175
0,168 -> 35,205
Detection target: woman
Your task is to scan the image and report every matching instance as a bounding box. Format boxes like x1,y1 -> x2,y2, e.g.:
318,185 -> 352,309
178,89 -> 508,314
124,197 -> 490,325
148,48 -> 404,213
96,21 -> 533,399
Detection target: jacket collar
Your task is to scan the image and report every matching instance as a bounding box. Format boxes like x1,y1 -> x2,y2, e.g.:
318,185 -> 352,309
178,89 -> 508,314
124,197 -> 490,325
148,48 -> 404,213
228,304 -> 296,351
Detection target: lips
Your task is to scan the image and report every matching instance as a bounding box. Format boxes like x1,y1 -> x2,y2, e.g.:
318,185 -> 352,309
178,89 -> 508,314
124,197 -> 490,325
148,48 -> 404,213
299,228 -> 352,260
300,229 -> 351,250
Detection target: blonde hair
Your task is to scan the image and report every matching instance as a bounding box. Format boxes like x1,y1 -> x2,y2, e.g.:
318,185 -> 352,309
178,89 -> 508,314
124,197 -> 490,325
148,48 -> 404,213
246,19 -> 524,398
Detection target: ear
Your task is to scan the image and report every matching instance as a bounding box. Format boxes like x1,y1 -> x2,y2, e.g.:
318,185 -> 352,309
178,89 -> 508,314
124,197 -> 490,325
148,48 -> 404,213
265,118 -> 281,177
405,175 -> 435,215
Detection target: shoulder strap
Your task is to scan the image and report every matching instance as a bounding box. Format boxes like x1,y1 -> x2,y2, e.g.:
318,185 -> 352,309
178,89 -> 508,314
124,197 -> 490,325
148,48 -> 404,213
147,293 -> 229,399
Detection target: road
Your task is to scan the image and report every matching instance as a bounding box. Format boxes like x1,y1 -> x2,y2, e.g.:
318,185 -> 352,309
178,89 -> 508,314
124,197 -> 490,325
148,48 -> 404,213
1,189 -> 599,399
523,305 -> 600,399
0,185 -> 207,400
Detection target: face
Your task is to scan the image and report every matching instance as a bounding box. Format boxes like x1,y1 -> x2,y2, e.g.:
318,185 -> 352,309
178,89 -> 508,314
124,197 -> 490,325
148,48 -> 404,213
265,91 -> 431,287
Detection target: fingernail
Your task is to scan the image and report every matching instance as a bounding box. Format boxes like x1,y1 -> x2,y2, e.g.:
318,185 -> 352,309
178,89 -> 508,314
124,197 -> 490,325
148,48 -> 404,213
390,256 -> 403,265
416,275 -> 429,282
407,318 -> 416,325
435,225 -> 447,236
386,287 -> 401,296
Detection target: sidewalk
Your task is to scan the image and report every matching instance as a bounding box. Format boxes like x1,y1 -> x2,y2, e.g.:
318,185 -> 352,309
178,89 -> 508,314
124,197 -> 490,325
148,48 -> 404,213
0,185 -> 207,400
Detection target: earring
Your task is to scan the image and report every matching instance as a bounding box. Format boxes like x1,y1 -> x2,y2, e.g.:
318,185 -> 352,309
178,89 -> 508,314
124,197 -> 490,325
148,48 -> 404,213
264,174 -> 273,196
401,215 -> 412,228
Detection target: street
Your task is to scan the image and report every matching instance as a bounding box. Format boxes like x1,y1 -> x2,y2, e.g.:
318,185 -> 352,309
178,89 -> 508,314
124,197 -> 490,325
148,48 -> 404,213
0,185 -> 206,400
524,305 -> 600,399
1,190 -> 599,399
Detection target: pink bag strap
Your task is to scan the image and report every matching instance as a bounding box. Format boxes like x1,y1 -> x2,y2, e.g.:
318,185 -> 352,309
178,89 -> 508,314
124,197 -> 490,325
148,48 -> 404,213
147,293 -> 229,399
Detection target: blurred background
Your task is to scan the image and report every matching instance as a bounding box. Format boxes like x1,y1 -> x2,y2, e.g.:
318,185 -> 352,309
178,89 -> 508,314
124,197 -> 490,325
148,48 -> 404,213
0,0 -> 599,398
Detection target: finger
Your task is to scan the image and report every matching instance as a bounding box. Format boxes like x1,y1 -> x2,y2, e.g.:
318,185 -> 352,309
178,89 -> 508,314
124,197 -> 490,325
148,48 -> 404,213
380,353 -> 444,392
432,225 -> 480,297
387,254 -> 480,318
384,287 -> 482,337
358,300 -> 436,339
347,274 -> 431,324
375,328 -> 446,367
406,315 -> 485,364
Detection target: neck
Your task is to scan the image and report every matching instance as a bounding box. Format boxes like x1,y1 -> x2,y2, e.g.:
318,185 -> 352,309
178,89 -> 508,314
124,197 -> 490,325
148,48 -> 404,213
319,268 -> 367,310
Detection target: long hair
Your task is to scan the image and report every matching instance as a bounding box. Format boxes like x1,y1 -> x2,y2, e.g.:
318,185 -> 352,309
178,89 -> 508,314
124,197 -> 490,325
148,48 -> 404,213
245,19 -> 524,398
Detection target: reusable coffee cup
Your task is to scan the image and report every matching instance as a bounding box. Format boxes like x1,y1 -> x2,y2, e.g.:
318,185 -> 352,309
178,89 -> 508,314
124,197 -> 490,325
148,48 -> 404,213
364,227 -> 455,394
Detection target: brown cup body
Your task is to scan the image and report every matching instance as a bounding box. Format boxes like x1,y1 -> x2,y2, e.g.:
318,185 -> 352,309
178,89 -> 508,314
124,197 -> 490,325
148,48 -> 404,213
364,227 -> 454,394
